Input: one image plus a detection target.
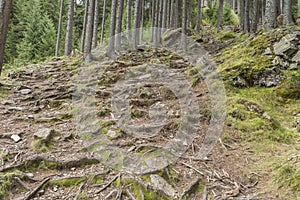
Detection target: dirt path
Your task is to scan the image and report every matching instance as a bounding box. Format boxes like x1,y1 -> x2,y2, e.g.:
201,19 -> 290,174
0,50 -> 264,199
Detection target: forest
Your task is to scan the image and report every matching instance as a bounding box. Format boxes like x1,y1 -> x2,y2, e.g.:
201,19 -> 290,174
0,0 -> 300,199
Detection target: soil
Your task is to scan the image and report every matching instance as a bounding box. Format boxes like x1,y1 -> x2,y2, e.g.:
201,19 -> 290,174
0,47 -> 278,199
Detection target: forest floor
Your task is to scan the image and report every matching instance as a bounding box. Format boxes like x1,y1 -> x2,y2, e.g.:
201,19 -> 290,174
0,29 -> 300,200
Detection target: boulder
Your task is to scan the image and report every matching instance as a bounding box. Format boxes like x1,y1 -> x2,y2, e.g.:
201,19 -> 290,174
150,175 -> 177,198
292,51 -> 300,63
34,128 -> 54,142
273,33 -> 300,58
272,56 -> 289,69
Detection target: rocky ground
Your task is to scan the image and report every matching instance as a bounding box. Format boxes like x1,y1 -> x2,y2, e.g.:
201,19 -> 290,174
0,28 -> 299,200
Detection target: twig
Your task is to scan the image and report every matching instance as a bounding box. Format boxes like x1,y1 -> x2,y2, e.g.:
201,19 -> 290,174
139,188 -> 145,200
181,162 -> 204,175
13,177 -> 30,191
24,177 -> 50,200
126,189 -> 137,200
74,180 -> 87,200
180,177 -> 201,200
96,173 -> 121,193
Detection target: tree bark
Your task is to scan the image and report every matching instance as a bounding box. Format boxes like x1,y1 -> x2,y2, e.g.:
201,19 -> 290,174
80,0 -> 88,52
92,0 -> 99,49
187,0 -> 192,28
196,0 -> 202,32
283,0 -> 294,25
251,0 -> 260,32
64,0 -> 74,56
151,0 -> 155,41
169,0 -> 174,27
140,0 -> 144,41
154,0 -> 160,47
84,0 -> 95,60
55,0 -> 64,57
243,0 -> 249,32
265,0 -> 277,29
133,0 -> 141,48
115,0 -> 125,49
126,0 -> 132,42
100,0 -> 107,45
217,0 -> 224,29
162,0 -> 168,30
0,0 -> 12,75
174,0 -> 179,28
181,0 -> 187,51
107,0 -> 117,54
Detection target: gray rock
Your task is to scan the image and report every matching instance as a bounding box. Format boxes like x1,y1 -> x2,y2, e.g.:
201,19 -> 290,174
292,51 -> 300,63
107,130 -> 120,139
11,134 -> 21,143
273,34 -> 300,58
289,63 -> 299,70
263,112 -> 271,120
272,56 -> 289,69
19,89 -> 32,95
263,47 -> 273,55
150,174 -> 177,198
8,107 -> 24,111
34,128 -> 54,142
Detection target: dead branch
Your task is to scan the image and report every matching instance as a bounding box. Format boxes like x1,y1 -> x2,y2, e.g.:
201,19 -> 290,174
96,173 -> 121,194
180,162 -> 204,175
180,177 -> 201,200
13,177 -> 30,191
24,177 -> 50,200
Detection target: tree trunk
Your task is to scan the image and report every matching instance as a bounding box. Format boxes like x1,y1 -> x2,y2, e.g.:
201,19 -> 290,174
243,0 -> 249,32
169,0 -> 174,27
126,0 -> 132,42
84,0 -> 95,60
100,0 -> 107,45
107,0 -> 117,54
238,0 -> 241,17
217,0 -> 224,29
162,0 -> 168,30
115,0 -> 125,49
187,0 -> 192,28
55,0 -> 64,57
151,0 -> 155,41
233,0 -> 236,12
181,0 -> 187,51
80,0 -> 88,52
140,0 -> 144,41
0,0 -> 12,75
92,0 -> 99,49
265,0 -> 277,29
196,0 -> 202,32
133,0 -> 141,48
251,0 -> 260,32
175,0 -> 179,28
283,0 -> 294,25
64,0 -> 74,56
154,0 -> 160,47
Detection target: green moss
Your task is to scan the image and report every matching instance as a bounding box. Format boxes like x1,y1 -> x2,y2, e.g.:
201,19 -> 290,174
50,177 -> 86,188
56,113 -> 73,120
31,139 -> 54,152
218,31 -> 236,41
277,70 -> 300,100
122,178 -> 171,200
275,163 -> 300,195
0,173 -> 15,199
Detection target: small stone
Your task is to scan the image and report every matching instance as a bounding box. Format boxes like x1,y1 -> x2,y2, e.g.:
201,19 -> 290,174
53,186 -> 58,192
1,100 -> 13,105
19,89 -> 32,95
71,167 -> 76,171
292,51 -> 300,63
26,173 -> 34,178
34,128 -> 54,142
27,115 -> 34,119
107,130 -> 120,139
11,134 -> 21,143
128,146 -> 136,152
263,112 -> 271,120
263,47 -> 272,55
8,107 -> 24,111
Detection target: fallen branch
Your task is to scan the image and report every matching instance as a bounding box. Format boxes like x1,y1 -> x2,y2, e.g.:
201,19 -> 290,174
24,177 -> 50,200
74,180 -> 87,200
180,177 -> 201,200
96,173 -> 121,194
13,177 -> 30,191
180,162 -> 204,175
0,156 -> 100,172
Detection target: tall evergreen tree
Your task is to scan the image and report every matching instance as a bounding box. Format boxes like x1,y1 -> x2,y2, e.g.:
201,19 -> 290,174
65,0 -> 74,56
0,0 -> 12,74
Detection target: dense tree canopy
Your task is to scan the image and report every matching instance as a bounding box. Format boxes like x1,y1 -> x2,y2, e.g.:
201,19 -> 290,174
0,0 -> 299,73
